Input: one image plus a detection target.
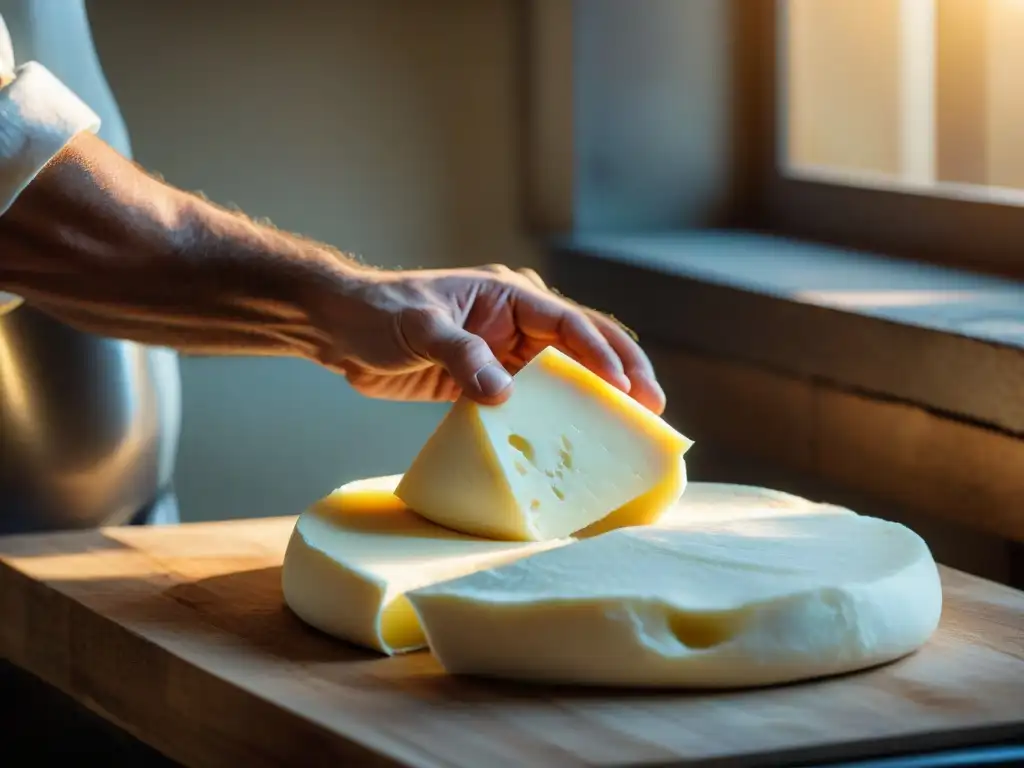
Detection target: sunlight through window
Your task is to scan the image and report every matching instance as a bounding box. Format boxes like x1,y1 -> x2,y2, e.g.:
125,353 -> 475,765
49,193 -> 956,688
782,0 -> 1024,204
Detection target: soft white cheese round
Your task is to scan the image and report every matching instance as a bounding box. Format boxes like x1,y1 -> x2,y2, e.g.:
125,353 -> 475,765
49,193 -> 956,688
281,475 -> 567,655
660,482 -> 856,526
406,513 -> 943,688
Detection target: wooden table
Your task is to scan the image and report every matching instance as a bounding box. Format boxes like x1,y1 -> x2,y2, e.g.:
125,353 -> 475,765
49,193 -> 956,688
1,516 -> 1022,768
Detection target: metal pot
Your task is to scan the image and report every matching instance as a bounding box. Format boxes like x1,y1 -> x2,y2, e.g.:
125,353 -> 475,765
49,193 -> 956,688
0,0 -> 183,533
0,306 -> 181,533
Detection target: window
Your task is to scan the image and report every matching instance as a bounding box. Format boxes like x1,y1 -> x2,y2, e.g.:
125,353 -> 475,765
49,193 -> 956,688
757,0 -> 1024,278
523,0 -> 1024,278
782,0 -> 1024,204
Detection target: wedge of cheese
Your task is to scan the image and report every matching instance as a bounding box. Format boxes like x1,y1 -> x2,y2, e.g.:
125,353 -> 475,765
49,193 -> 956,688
280,475 -> 568,655
575,454 -> 688,538
407,513 -> 943,688
395,346 -> 694,541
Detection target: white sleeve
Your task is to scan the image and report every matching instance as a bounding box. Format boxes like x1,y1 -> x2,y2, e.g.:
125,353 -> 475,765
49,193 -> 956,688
0,17 -> 102,314
0,61 -> 102,214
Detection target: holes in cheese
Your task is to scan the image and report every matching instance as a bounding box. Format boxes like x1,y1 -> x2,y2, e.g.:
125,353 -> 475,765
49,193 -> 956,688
395,346 -> 694,542
406,513 -> 943,688
280,475 -> 568,655
666,609 -> 746,650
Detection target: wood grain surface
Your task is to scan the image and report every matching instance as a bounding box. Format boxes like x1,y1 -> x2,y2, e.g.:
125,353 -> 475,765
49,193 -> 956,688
0,516 -> 1022,768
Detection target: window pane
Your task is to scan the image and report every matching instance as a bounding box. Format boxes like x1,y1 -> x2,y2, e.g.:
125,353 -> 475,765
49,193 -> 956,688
985,0 -> 1024,188
786,0 -> 903,178
782,0 -> 1024,201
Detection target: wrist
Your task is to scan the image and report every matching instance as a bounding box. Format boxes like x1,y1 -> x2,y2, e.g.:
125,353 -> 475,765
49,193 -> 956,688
182,197 -> 384,363
288,249 -> 387,366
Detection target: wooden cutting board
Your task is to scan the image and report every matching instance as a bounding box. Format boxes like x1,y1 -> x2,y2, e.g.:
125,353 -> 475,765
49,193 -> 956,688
0,516 -> 1021,768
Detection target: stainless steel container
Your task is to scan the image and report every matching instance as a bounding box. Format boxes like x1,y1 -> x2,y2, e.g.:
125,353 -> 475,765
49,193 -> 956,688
0,307 -> 181,532
0,0 -> 182,533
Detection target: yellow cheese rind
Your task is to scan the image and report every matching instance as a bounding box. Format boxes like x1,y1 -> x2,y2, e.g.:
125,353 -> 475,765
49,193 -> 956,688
527,347 -> 693,452
396,346 -> 694,542
280,475 -> 567,655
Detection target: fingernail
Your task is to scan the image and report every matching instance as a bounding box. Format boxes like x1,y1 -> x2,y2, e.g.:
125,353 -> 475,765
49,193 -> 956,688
476,363 -> 513,397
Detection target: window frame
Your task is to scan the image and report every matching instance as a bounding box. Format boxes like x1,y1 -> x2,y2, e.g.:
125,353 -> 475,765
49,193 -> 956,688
747,0 -> 1024,281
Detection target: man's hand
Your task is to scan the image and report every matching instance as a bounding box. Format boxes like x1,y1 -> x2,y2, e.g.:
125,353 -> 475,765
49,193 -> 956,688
310,264 -> 666,414
0,133 -> 666,414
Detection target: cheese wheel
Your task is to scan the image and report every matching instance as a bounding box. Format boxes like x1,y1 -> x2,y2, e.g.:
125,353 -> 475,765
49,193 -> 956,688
407,513 -> 943,688
279,472 -> 718,654
659,482 -> 855,526
280,476 -> 567,655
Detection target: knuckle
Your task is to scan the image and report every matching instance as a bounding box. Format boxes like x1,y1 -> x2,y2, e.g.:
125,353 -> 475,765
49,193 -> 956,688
398,305 -> 449,355
516,267 -> 547,289
565,308 -> 597,336
403,305 -> 447,331
448,332 -> 482,355
479,263 -> 513,276
433,333 -> 490,373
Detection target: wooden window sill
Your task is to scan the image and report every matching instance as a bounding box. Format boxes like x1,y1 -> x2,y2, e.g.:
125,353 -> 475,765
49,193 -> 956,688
547,231 -> 1024,585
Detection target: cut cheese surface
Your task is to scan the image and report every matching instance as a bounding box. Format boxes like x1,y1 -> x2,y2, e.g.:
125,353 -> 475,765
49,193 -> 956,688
582,478 -> 852,538
576,454 -> 688,538
658,482 -> 855,527
395,346 -> 693,541
280,475 -> 568,655
407,513 -> 943,688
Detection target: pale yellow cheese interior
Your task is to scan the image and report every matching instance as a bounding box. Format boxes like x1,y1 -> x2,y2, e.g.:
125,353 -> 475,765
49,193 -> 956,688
576,454 -> 688,538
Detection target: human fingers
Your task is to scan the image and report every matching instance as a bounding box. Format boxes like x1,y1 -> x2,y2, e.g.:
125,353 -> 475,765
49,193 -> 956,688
399,306 -> 514,404
512,267 -> 665,413
513,287 -> 631,393
585,310 -> 665,414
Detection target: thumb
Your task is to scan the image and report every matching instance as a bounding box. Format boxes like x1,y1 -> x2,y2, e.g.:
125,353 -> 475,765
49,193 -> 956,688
401,308 -> 514,402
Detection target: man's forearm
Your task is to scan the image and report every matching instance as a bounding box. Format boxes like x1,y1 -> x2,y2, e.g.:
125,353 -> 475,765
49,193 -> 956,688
0,132 -> 368,359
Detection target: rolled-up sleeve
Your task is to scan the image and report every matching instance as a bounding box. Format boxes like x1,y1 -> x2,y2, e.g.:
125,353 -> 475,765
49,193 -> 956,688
0,14 -> 102,314
0,63 -> 102,214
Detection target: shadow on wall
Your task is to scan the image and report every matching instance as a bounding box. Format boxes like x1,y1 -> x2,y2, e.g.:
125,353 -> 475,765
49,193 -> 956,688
86,0 -> 538,521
